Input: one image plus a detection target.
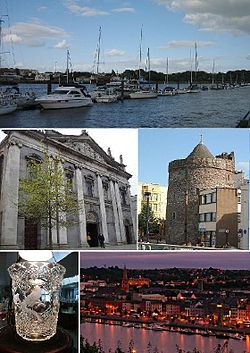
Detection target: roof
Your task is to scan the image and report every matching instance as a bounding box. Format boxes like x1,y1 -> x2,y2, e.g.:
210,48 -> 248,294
187,141 -> 214,159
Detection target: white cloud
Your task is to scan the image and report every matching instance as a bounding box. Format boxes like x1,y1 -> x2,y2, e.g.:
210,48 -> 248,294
112,7 -> 135,13
161,40 -> 216,49
154,0 -> 250,35
65,0 -> 109,16
54,39 -> 69,49
3,33 -> 22,44
4,21 -> 67,47
105,49 -> 126,57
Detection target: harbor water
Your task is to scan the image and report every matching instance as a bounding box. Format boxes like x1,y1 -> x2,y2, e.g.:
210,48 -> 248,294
0,84 -> 249,128
80,322 -> 250,353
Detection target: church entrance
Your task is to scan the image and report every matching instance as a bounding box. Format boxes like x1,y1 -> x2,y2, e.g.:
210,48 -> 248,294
86,223 -> 99,247
125,225 -> 132,244
24,219 -> 38,249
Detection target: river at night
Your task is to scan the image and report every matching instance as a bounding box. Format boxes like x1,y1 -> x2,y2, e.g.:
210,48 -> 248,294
80,322 -> 250,353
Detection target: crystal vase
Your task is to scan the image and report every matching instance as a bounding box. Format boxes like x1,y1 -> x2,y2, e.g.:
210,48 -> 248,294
8,260 -> 66,341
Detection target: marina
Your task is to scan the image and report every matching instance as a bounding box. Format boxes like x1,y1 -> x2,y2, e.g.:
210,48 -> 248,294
0,83 -> 249,127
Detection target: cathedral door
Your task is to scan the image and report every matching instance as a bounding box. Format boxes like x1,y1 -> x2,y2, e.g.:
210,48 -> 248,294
125,225 -> 132,244
86,223 -> 99,247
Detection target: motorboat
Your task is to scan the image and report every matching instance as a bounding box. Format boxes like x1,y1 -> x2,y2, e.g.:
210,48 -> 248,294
91,86 -> 118,103
158,86 -> 177,96
0,98 -> 17,115
36,84 -> 93,109
186,84 -> 201,93
4,86 -> 37,109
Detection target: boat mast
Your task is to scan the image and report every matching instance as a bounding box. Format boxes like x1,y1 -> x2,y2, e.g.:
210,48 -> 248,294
164,57 -> 169,85
147,47 -> 150,85
138,26 -> 143,81
96,26 -> 101,75
194,42 -> 198,83
212,59 -> 215,85
190,48 -> 193,85
66,49 -> 70,84
0,18 -> 3,69
0,16 -> 10,69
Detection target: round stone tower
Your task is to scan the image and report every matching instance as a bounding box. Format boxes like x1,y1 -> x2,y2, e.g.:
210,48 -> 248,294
166,138 -> 237,245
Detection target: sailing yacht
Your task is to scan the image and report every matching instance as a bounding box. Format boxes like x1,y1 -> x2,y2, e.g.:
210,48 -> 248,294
129,37 -> 157,99
186,42 -> 200,93
159,58 -> 178,96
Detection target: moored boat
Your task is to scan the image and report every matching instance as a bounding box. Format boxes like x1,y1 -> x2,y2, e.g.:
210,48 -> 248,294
36,84 -> 93,109
0,98 -> 17,115
129,90 -> 158,99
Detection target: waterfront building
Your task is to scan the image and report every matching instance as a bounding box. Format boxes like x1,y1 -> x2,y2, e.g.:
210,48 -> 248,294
166,137 -> 248,248
0,130 -> 135,249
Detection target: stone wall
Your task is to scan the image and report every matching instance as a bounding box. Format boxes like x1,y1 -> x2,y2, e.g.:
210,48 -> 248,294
166,156 -> 236,245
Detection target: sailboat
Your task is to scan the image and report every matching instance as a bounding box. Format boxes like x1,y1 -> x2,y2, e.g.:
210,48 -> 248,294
0,14 -> 37,109
186,42 -> 200,93
159,58 -> 177,96
129,31 -> 157,99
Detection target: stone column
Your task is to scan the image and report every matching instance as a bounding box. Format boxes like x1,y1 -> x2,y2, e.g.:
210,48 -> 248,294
114,181 -> 126,243
0,141 -> 21,248
97,174 -> 109,243
128,185 -> 136,242
76,167 -> 88,247
110,180 -> 121,243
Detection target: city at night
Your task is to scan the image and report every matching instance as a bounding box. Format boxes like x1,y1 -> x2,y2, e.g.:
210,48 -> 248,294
80,252 -> 250,353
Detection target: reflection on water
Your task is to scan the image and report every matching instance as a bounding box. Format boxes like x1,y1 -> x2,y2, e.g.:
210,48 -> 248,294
81,323 -> 250,353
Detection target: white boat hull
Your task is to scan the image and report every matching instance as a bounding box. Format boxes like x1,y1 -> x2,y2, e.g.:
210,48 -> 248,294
0,104 -> 17,115
186,89 -> 201,93
129,91 -> 158,99
36,98 -> 93,110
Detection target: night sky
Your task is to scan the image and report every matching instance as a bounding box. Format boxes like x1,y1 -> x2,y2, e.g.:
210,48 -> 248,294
80,251 -> 250,270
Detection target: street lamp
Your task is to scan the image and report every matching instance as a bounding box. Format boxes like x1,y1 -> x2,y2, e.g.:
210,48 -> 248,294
144,191 -> 151,242
225,229 -> 230,247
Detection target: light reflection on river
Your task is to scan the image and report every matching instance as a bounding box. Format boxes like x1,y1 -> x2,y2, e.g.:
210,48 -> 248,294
81,323 -> 250,353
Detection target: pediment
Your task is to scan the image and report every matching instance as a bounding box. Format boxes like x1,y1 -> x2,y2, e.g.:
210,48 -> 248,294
66,140 -> 106,163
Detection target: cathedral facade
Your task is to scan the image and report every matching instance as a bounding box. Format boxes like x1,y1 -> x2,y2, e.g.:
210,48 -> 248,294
0,130 -> 135,249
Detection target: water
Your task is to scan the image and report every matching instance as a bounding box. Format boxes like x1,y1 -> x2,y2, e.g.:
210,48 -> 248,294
0,84 -> 249,128
80,322 -> 250,353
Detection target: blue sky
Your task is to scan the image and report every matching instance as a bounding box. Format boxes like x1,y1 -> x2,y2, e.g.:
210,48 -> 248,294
138,128 -> 249,186
1,0 -> 250,73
